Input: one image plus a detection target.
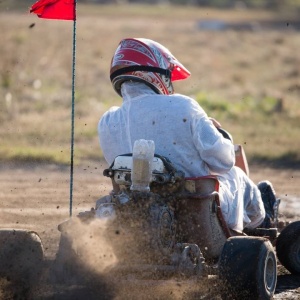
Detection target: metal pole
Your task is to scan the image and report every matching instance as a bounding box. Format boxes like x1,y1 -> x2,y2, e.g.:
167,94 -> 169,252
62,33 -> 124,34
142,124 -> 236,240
69,0 -> 77,217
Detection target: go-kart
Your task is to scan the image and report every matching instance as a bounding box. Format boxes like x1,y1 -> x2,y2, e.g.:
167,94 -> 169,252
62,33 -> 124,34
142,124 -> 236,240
54,130 -> 300,300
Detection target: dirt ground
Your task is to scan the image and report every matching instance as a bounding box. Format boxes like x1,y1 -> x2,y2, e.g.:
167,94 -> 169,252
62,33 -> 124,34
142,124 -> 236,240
0,160 -> 299,299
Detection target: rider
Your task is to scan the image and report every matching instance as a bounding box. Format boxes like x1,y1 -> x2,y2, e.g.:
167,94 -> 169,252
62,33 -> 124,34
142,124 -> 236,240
98,38 -> 275,232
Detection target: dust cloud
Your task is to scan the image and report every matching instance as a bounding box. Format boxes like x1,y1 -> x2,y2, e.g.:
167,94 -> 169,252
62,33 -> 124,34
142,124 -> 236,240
52,217 -> 220,300
67,218 -> 118,274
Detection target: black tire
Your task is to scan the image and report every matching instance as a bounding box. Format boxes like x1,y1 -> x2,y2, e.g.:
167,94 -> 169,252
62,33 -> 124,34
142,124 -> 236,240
219,236 -> 277,300
276,221 -> 300,274
0,229 -> 44,293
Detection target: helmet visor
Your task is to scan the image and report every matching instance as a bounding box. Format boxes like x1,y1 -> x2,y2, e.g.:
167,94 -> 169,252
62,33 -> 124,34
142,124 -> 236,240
169,56 -> 191,81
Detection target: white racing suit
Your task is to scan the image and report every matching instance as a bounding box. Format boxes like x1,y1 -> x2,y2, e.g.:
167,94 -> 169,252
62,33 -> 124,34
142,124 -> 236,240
98,82 -> 265,232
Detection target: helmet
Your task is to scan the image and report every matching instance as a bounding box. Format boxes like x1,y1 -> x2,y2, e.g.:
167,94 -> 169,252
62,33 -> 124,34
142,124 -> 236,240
110,38 -> 191,96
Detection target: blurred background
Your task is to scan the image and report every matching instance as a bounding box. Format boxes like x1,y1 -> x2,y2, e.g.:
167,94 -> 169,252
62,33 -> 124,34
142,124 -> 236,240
0,0 -> 299,167
2,0 -> 300,9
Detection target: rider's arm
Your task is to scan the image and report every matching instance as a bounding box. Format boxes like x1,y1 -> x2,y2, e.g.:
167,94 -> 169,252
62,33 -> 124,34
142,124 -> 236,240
192,115 -> 235,174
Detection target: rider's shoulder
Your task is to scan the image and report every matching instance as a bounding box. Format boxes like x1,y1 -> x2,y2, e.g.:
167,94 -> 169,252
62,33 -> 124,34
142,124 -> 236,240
99,106 -> 120,122
170,93 -> 199,106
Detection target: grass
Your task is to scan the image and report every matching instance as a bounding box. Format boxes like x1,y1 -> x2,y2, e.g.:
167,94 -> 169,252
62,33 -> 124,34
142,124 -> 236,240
195,93 -> 300,165
0,4 -> 299,167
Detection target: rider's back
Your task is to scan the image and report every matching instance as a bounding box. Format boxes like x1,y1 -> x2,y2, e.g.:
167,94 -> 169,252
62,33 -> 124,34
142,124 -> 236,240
98,82 -> 234,177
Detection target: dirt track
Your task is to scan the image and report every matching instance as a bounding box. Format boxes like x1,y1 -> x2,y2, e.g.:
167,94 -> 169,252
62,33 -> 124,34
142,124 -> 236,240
0,161 -> 299,299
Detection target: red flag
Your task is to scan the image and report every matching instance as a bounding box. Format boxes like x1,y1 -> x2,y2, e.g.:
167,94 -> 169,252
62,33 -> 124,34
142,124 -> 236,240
30,0 -> 76,21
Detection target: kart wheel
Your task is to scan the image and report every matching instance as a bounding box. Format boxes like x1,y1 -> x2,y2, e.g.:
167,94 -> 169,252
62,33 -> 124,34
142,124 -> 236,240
0,229 -> 44,288
276,221 -> 300,274
219,236 -> 277,300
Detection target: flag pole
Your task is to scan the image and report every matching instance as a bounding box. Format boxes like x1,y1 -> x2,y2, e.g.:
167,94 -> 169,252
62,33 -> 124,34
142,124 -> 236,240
30,0 -> 77,218
69,0 -> 77,217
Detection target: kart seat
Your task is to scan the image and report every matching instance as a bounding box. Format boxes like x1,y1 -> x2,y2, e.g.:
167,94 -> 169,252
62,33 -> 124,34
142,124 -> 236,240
176,176 -> 231,261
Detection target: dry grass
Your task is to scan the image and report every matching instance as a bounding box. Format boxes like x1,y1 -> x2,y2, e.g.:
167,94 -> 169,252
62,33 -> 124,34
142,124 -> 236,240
0,4 -> 299,166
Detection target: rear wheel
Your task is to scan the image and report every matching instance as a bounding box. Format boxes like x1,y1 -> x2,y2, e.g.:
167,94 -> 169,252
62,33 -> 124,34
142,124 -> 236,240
219,236 -> 277,300
276,221 -> 300,274
0,229 -> 44,296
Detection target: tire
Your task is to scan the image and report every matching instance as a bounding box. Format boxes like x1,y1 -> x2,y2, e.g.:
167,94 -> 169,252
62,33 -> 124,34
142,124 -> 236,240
219,236 -> 277,300
276,221 -> 300,274
0,229 -> 44,289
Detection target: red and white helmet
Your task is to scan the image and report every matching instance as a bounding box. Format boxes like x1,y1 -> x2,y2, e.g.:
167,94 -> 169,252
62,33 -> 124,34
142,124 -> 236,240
110,38 -> 191,96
